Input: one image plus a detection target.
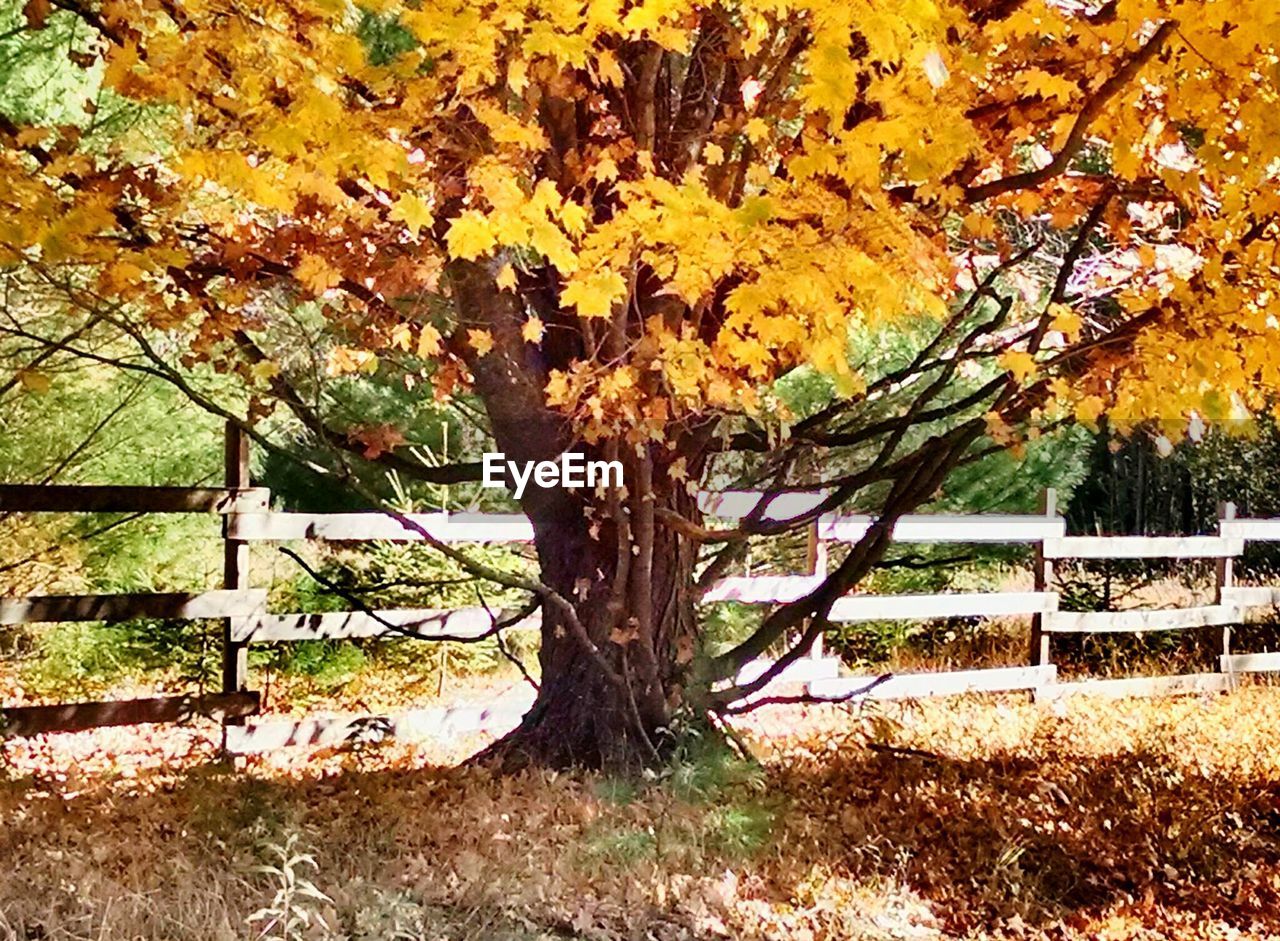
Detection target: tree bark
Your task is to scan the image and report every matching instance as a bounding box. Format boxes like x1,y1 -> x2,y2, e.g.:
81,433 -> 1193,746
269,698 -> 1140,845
453,259 -> 705,770
486,478 -> 703,770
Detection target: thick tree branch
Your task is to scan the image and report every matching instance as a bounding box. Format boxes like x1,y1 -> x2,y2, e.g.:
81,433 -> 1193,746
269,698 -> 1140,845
964,22 -> 1176,203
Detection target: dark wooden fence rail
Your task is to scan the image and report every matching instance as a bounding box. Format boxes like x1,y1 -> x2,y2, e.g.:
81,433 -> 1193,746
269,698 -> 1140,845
4,422 -> 1280,751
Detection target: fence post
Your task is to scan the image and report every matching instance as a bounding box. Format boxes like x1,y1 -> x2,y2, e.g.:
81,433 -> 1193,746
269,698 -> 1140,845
1216,500 -> 1237,682
806,517 -> 827,660
222,421 -> 250,696
1029,488 -> 1057,673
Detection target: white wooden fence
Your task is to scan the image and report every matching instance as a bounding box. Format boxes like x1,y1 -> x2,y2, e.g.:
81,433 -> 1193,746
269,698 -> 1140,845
7,433 -> 1280,751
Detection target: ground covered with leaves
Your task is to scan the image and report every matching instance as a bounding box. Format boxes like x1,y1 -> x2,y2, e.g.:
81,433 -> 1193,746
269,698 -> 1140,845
4,682 -> 1280,940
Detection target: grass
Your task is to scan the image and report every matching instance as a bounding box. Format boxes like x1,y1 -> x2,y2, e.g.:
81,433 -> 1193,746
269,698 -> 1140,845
6,679 -> 1280,938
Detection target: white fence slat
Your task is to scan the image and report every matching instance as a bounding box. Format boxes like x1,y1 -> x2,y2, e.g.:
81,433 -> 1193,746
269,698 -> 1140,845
703,575 -> 824,603
1042,605 -> 1240,634
227,512 -> 535,542
806,665 -> 1056,701
1221,652 -> 1280,673
224,694 -> 535,753
819,514 -> 1066,543
828,591 -> 1058,622
1221,519 -> 1280,541
1221,586 -> 1280,607
1042,536 -> 1242,559
233,607 -> 541,643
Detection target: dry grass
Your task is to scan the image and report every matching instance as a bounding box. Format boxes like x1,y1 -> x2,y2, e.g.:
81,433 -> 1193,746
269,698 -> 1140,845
6,676 -> 1280,939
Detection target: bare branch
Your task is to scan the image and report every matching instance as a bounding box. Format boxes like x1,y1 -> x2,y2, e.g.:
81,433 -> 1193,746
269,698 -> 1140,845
277,547 -> 539,644
716,673 -> 892,716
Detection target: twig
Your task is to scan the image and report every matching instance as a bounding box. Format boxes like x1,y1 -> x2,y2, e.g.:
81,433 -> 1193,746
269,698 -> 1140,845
277,547 -> 538,644
476,591 -> 540,693
716,673 -> 893,716
867,742 -> 943,761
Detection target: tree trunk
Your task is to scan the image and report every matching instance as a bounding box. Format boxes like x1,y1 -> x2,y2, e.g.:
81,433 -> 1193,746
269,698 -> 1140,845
481,472 -> 703,771
453,259 -> 707,770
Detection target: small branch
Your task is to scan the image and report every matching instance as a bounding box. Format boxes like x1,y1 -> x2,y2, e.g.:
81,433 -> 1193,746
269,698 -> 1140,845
277,547 -> 538,644
866,742 -> 943,761
716,674 -> 893,716
233,331 -> 484,485
873,552 -> 974,571
476,591 -> 540,692
495,631 -> 539,693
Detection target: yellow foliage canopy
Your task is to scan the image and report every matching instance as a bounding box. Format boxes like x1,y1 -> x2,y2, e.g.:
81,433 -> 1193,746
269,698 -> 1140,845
5,0 -> 1280,438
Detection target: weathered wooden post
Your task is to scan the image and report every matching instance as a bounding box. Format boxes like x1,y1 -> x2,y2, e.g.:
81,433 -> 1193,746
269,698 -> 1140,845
806,517 -> 828,660
222,421 -> 250,697
1216,500 -> 1237,683
1029,487 -> 1057,671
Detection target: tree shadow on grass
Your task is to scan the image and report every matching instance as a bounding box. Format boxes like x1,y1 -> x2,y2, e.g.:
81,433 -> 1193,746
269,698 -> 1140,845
767,735 -> 1280,935
4,726 -> 1280,939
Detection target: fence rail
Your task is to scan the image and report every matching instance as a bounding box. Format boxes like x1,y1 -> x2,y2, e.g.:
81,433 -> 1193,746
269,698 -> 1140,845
226,511 -> 535,543
0,484 -> 270,514
0,692 -> 259,737
829,591 -> 1058,622
232,607 -> 541,643
0,590 -> 268,625
1043,535 -> 1243,559
1041,605 -> 1241,634
7,427 -> 1280,750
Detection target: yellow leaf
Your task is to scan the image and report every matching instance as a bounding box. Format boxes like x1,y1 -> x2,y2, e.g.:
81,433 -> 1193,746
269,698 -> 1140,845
522,316 -> 545,344
558,201 -> 589,236
507,58 -> 529,94
596,49 -> 623,87
388,323 -> 414,351
496,263 -> 518,291
545,369 -> 571,405
390,193 -> 434,238
295,253 -> 342,295
561,269 -> 627,319
417,324 -> 442,358
1020,68 -> 1078,104
703,142 -> 725,165
101,260 -> 147,293
102,40 -> 140,92
1048,303 -> 1082,340
999,349 -> 1038,382
593,156 -> 619,183
445,211 -> 497,260
529,218 -> 578,272
325,346 -> 378,376
468,328 -> 495,356
963,212 -> 997,239
1075,395 -> 1105,424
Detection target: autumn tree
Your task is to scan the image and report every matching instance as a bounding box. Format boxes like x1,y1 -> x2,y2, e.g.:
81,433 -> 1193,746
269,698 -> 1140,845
4,0 -> 1280,767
